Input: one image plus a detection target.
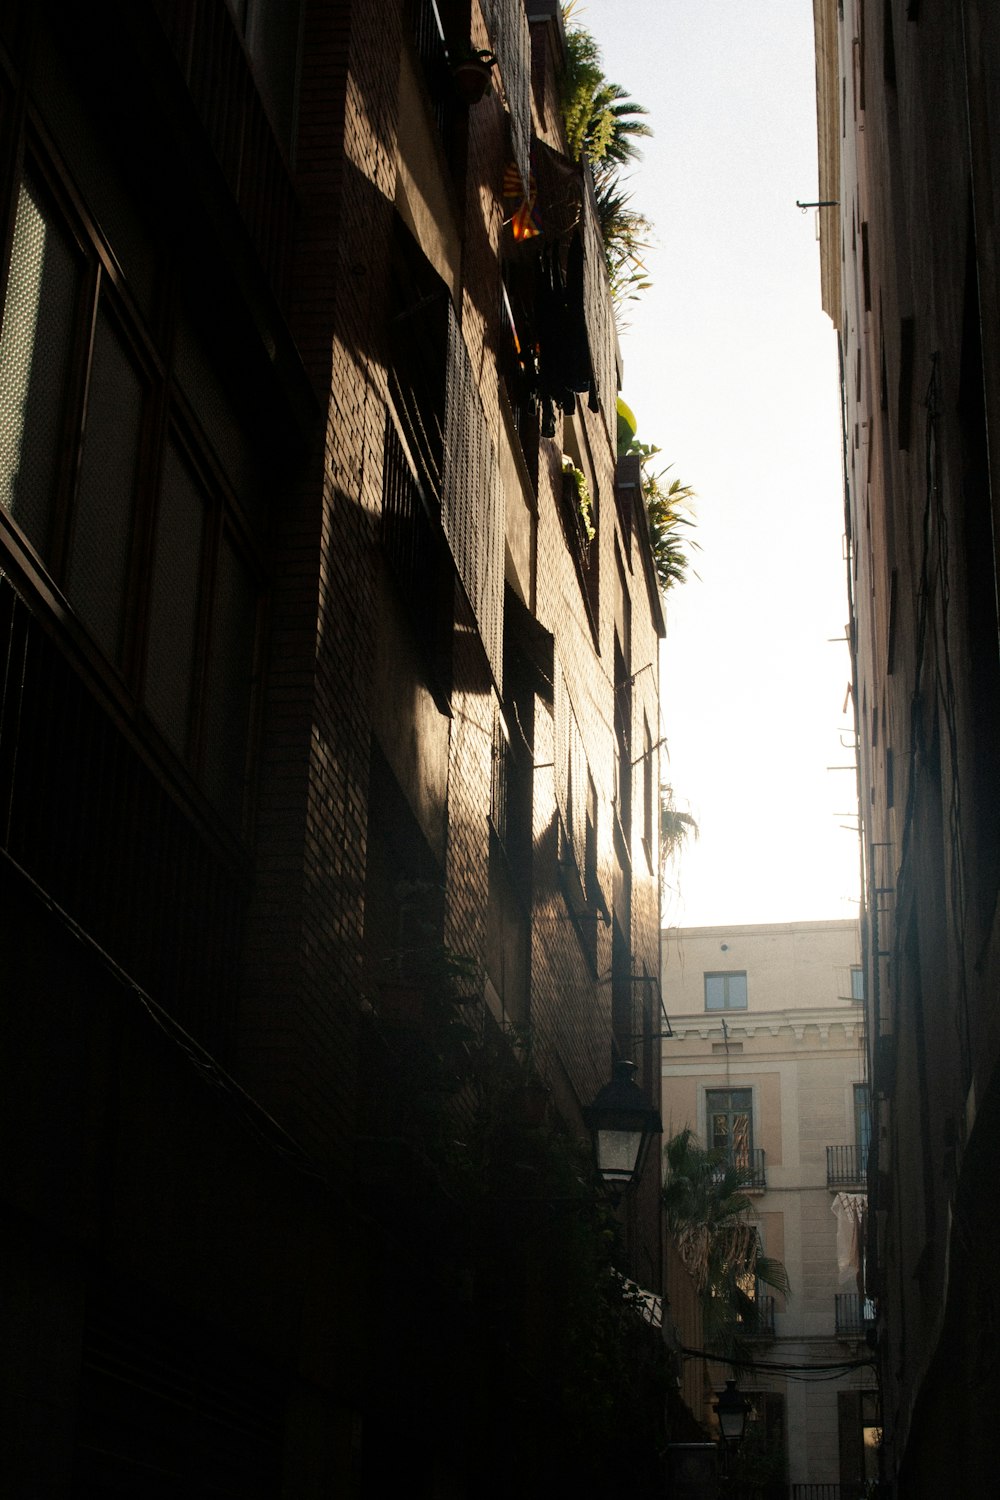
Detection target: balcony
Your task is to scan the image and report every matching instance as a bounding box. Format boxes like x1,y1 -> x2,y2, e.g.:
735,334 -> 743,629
791,1486 -> 876,1499
827,1144 -> 869,1187
742,1291 -> 775,1339
711,1147 -> 766,1192
835,1293 -> 876,1338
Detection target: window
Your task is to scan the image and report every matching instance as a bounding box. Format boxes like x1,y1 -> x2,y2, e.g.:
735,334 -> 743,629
0,151 -> 262,830
641,713 -> 653,869
706,1088 -> 753,1167
854,1084 -> 871,1156
704,971 -> 748,1010
850,965 -> 865,1001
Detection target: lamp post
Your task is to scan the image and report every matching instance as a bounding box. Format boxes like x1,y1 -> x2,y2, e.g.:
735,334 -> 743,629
583,1060 -> 662,1197
713,1379 -> 749,1448
714,1378 -> 749,1495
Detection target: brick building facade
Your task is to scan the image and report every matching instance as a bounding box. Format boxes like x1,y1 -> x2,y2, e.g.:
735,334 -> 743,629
813,0 -> 1000,1492
0,0 -> 671,1492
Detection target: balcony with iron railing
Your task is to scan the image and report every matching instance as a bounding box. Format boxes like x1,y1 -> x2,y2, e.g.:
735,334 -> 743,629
827,1144 -> 869,1188
791,1485 -> 876,1499
713,1147 -> 767,1193
834,1293 -> 876,1338
742,1289 -> 775,1339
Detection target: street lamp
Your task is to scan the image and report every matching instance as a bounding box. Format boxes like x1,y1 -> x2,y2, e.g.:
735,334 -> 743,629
713,1379 -> 750,1448
583,1060 -> 662,1194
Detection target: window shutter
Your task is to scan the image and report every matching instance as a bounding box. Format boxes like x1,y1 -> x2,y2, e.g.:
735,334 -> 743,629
442,305 -> 504,688
68,307 -> 144,665
581,170 -> 616,433
0,174 -> 82,558
488,0 -> 533,196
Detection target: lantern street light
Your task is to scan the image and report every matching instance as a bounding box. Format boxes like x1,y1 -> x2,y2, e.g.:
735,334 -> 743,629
583,1060 -> 662,1196
713,1379 -> 750,1448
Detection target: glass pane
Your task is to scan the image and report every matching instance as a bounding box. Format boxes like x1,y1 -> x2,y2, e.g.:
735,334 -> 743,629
68,308 -> 143,663
705,972 -> 747,1009
705,975 -> 726,1009
0,173 -> 82,556
202,533 -> 256,826
145,442 -> 205,756
727,973 -> 748,1008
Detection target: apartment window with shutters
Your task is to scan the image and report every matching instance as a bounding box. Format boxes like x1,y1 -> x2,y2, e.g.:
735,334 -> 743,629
0,149 -> 262,832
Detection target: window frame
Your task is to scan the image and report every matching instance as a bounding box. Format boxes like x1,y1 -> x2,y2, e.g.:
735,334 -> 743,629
704,970 -> 748,1011
0,130 -> 265,835
706,1086 -> 755,1167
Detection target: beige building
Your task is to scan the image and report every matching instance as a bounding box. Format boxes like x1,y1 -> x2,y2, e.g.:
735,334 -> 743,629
662,920 -> 877,1493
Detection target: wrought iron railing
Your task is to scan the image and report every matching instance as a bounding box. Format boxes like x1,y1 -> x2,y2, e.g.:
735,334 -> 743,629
407,0 -> 460,154
835,1293 -> 876,1337
827,1144 -> 869,1187
152,0 -> 294,298
711,1147 -> 767,1191
744,1292 -> 775,1338
791,1485 -> 875,1499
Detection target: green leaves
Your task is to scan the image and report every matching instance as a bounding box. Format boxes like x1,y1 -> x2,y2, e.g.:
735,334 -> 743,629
643,465 -> 699,593
560,10 -> 653,323
662,1128 -> 791,1361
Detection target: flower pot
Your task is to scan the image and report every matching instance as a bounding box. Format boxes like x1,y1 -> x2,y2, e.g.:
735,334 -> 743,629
453,57 -> 494,105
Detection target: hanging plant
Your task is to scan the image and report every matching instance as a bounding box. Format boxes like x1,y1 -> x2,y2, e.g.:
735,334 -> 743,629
562,456 -> 595,542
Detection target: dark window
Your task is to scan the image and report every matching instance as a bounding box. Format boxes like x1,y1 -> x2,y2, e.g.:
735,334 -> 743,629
704,971 -> 748,1011
854,1084 -> 871,1156
0,149 -> 263,830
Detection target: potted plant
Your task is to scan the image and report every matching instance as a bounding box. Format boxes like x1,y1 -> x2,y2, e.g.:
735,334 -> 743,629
562,457 -> 595,544
451,47 -> 497,105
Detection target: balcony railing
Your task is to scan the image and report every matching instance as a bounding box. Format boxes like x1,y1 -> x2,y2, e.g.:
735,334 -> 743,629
743,1291 -> 775,1339
407,0 -> 460,159
791,1485 -> 876,1499
835,1293 -> 876,1338
827,1144 -> 869,1187
711,1147 -> 766,1191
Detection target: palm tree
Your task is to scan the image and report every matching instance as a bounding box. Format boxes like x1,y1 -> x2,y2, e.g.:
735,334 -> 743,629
559,11 -> 653,323
660,785 -> 698,882
642,464 -> 700,594
663,1128 -> 790,1360
560,23 -> 651,170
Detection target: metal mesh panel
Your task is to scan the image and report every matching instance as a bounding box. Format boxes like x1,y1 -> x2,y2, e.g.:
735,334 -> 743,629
582,171 -> 615,434
488,0 -> 532,195
67,308 -> 144,665
145,441 -> 205,757
202,532 -> 256,827
441,306 -> 504,687
0,174 -> 82,558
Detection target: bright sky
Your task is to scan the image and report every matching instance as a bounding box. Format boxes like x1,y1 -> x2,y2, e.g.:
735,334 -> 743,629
579,0 -> 861,927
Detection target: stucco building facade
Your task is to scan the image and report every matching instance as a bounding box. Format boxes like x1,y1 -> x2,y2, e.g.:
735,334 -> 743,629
662,920 -> 877,1494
